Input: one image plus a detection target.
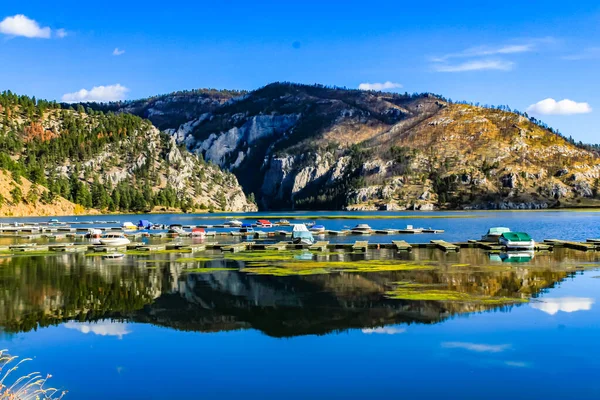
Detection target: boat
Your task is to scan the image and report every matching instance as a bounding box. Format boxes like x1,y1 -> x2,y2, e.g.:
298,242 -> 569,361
499,232 -> 535,250
102,252 -> 125,260
122,222 -> 137,231
309,224 -> 326,233
99,233 -> 131,246
85,228 -> 103,238
168,224 -> 187,236
227,219 -> 243,227
500,251 -> 535,263
482,227 -> 511,242
278,219 -> 291,226
239,224 -> 254,234
305,221 -> 316,228
256,219 -> 273,228
191,228 -> 206,238
137,219 -> 153,230
48,218 -> 59,224
292,224 -> 315,245
350,223 -> 373,235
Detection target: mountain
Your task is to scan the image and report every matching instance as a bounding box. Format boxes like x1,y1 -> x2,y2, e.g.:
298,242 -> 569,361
0,91 -> 256,214
108,82 -> 600,210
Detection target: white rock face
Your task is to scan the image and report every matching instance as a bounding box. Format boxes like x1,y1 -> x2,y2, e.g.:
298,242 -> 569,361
199,114 -> 300,167
291,154 -> 332,194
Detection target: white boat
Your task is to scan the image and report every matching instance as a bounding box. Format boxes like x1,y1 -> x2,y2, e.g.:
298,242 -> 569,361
500,251 -> 535,262
102,252 -> 125,259
499,232 -> 535,250
227,219 -> 243,227
168,225 -> 187,235
99,233 -> 131,246
482,227 -> 511,242
350,224 -> 373,235
309,224 -> 326,233
85,228 -> 103,238
292,224 -> 315,245
122,222 -> 137,231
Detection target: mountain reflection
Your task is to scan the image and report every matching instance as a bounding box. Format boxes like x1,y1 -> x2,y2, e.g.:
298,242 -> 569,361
0,249 -> 597,337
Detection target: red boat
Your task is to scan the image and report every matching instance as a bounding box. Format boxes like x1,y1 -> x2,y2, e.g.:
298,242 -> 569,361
256,219 -> 273,228
191,228 -> 206,238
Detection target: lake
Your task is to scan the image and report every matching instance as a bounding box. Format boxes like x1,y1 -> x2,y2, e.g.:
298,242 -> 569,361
0,211 -> 599,399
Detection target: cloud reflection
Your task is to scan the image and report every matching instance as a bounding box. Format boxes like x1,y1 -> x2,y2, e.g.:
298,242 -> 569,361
64,320 -> 131,339
504,361 -> 530,368
530,297 -> 594,315
441,342 -> 511,353
362,327 -> 406,335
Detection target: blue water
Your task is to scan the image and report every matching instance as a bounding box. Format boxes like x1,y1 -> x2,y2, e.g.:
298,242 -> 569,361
0,212 -> 599,399
2,270 -> 598,399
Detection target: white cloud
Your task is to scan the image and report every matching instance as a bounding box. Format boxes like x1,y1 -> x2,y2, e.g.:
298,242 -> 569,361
442,342 -> 511,353
434,44 -> 533,63
61,84 -> 129,103
562,47 -> 600,61
55,28 -> 67,38
64,321 -> 131,339
362,326 -> 406,335
0,14 -> 52,38
530,297 -> 594,315
113,48 -> 125,56
526,98 -> 592,116
358,81 -> 403,91
433,59 -> 514,72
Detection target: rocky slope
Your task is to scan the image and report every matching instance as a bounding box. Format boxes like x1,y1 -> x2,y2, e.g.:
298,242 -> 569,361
0,169 -> 91,217
0,92 -> 256,213
108,83 -> 600,210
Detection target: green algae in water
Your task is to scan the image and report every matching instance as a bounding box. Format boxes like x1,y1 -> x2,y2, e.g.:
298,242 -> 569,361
241,259 -> 435,276
385,282 -> 528,304
184,267 -> 237,273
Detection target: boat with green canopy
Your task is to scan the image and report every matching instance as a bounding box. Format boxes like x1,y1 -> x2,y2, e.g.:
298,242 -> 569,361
499,232 -> 535,250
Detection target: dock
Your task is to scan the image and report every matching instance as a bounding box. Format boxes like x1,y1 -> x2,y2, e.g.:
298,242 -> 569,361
392,240 -> 412,251
265,241 -> 289,251
543,239 -> 597,251
431,240 -> 459,252
352,241 -> 369,252
309,241 -> 330,251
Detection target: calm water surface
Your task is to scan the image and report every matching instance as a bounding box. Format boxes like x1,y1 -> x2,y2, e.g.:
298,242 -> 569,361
0,212 -> 599,399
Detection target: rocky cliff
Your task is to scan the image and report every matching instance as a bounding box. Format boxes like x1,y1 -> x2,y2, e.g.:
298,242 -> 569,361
111,83 -> 600,210
0,92 -> 256,213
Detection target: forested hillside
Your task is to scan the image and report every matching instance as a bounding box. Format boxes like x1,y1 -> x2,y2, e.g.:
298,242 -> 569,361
0,91 -> 256,214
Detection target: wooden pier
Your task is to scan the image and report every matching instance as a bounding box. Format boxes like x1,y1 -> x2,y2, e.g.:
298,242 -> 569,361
430,240 -> 459,252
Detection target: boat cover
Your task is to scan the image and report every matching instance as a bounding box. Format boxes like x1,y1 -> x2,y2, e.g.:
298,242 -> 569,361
501,232 -> 532,241
138,220 -> 152,229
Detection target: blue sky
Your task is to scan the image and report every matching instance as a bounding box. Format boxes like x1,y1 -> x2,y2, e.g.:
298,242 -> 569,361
1,0 -> 599,142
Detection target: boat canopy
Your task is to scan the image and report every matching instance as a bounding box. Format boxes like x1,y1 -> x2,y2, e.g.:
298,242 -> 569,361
501,232 -> 532,241
192,228 -> 205,233
138,220 -> 152,229
257,219 -> 271,224
311,225 -> 325,229
487,227 -> 511,235
292,224 -> 314,241
353,224 -> 372,229
293,224 -> 310,232
241,223 -> 253,228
